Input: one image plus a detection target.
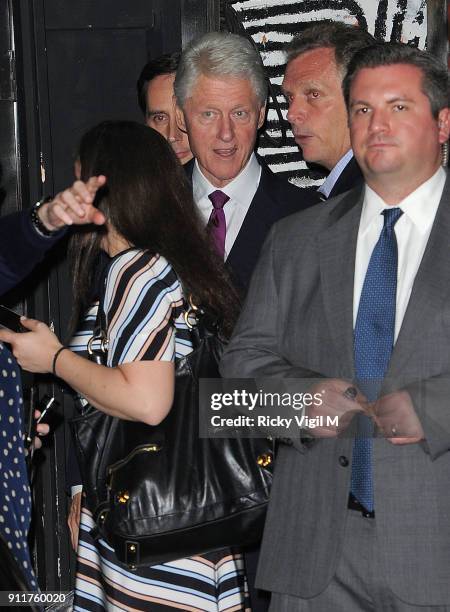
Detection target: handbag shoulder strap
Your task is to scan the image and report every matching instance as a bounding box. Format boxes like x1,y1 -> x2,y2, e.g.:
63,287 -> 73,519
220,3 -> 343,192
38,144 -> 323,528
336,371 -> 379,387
182,294 -> 220,346
87,269 -> 108,364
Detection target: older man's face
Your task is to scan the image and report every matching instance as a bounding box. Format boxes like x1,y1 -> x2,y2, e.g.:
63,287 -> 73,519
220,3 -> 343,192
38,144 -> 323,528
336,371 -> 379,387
178,74 -> 266,188
282,47 -> 351,171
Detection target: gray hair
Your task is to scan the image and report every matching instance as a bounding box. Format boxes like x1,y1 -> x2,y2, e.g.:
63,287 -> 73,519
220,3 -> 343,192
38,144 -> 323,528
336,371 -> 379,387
174,32 -> 267,108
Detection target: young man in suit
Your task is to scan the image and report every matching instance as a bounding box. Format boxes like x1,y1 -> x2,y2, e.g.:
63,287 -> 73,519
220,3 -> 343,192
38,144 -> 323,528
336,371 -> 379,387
174,32 -> 317,295
282,21 -> 375,200
222,42 -> 450,610
137,52 -> 193,165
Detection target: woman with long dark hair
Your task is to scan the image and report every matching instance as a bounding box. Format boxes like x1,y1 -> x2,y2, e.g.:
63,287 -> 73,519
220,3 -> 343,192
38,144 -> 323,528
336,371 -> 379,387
0,121 -> 248,610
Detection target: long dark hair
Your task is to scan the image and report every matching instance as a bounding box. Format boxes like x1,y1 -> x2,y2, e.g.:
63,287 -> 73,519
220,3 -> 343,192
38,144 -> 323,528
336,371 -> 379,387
69,120 -> 239,336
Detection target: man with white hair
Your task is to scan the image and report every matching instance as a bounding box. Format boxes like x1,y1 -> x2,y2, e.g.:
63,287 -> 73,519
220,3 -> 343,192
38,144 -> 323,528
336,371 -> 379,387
175,31 -> 318,611
175,32 -> 318,295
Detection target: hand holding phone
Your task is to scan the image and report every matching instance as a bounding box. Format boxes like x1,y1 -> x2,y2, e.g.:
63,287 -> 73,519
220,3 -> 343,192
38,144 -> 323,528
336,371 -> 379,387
26,395 -> 58,453
0,305 -> 28,333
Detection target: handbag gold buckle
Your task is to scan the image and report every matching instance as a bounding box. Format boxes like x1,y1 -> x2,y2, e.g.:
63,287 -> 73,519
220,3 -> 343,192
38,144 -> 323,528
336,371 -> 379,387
183,295 -> 199,330
257,453 -> 273,468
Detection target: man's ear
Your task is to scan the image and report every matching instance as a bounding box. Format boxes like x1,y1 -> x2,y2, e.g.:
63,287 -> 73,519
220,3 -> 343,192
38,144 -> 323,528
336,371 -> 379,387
257,103 -> 267,130
176,105 -> 187,133
437,107 -> 450,144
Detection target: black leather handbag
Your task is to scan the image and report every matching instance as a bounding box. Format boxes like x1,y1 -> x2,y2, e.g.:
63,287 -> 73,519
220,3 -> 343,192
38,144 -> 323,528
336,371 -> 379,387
71,300 -> 273,568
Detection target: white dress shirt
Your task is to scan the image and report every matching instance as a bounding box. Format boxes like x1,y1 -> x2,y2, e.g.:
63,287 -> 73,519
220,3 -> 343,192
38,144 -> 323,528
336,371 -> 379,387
353,167 -> 446,342
193,153 -> 262,260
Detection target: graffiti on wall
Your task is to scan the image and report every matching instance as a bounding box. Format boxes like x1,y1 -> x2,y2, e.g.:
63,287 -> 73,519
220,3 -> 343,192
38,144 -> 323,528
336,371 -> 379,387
227,0 -> 427,186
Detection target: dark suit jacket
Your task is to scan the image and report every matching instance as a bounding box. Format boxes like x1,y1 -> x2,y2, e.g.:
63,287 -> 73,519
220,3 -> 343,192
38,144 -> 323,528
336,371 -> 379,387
222,173 -> 450,605
327,155 -> 363,199
187,157 -> 319,612
186,157 -> 319,293
0,210 -> 63,296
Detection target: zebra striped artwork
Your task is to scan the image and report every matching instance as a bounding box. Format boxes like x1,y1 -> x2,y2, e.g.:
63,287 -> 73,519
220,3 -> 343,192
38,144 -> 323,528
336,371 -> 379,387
226,0 -> 427,186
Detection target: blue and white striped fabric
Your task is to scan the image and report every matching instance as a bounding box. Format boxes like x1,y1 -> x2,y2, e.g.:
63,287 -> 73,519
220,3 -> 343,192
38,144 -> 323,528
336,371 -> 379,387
75,507 -> 249,611
71,249 -> 250,611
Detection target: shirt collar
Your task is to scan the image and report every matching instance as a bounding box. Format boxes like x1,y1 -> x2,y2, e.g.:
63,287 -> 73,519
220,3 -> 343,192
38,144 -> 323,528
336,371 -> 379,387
360,167 -> 447,236
192,153 -> 260,205
317,149 -> 354,198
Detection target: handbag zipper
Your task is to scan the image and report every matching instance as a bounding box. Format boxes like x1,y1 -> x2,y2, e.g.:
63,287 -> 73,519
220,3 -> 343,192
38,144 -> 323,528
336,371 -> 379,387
107,443 -> 162,489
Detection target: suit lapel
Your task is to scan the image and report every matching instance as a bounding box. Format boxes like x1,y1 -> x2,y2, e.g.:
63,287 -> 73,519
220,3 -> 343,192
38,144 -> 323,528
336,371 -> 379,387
227,163 -> 273,266
226,164 -> 283,292
328,157 -> 363,199
388,175 -> 450,378
318,187 -> 365,377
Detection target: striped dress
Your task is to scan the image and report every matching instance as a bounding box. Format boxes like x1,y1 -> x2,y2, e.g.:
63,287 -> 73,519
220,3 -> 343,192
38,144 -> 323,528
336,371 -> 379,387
71,249 -> 250,611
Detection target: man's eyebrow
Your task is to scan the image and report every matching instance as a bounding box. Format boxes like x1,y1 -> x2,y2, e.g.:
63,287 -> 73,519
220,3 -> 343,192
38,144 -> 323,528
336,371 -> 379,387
349,99 -> 369,108
146,109 -> 167,115
280,82 -> 293,95
350,95 -> 413,107
386,95 -> 414,104
281,80 -> 322,94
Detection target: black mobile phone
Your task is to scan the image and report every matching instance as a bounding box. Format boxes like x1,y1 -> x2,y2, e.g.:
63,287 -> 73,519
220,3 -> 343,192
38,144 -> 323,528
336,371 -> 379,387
0,305 -> 27,332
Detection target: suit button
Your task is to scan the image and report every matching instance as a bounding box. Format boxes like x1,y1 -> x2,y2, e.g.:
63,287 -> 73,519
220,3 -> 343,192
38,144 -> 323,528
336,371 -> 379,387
338,455 -> 349,467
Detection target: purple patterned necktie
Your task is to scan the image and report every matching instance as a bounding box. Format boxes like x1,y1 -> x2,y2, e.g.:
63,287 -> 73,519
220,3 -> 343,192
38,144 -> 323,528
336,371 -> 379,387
207,190 -> 230,259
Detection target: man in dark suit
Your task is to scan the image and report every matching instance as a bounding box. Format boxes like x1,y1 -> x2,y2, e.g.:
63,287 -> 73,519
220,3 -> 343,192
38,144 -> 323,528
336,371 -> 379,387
282,21 -> 375,200
174,31 -> 317,611
174,31 -> 317,295
222,42 -> 450,610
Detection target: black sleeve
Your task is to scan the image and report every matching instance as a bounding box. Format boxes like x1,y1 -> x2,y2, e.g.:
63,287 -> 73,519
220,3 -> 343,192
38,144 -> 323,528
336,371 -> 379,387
0,210 -> 66,296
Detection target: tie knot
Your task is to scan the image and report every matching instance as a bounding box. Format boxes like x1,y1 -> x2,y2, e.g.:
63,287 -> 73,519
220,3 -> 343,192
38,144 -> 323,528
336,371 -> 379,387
382,207 -> 403,230
208,190 -> 229,210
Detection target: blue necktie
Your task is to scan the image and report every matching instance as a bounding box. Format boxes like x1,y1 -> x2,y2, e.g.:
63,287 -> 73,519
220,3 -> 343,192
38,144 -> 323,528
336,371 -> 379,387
351,207 -> 403,512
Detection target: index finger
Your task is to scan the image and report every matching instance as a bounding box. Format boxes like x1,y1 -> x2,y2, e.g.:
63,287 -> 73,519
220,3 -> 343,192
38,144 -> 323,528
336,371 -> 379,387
86,175 -> 106,195
0,328 -> 17,344
19,316 -> 45,332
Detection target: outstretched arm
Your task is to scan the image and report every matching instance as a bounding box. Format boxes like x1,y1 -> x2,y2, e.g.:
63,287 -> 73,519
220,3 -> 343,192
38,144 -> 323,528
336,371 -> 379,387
36,176 -> 106,230
0,317 -> 174,426
0,176 -> 106,295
